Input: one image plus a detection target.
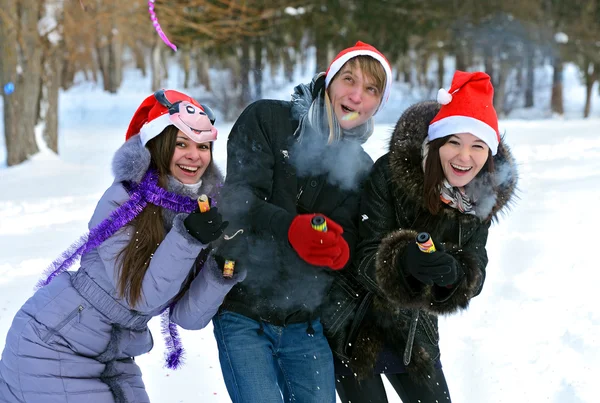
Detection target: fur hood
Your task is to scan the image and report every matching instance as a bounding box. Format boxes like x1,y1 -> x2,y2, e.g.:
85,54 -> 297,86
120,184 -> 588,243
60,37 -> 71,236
387,101 -> 518,221
111,134 -> 223,195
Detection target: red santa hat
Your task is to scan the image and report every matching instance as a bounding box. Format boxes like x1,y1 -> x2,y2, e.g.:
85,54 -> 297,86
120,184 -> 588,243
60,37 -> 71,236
325,41 -> 393,113
125,89 -> 217,146
428,71 -> 500,155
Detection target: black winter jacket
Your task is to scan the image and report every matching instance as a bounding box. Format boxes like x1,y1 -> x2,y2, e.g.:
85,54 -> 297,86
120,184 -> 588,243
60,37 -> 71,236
322,101 -> 518,384
216,97 -> 373,327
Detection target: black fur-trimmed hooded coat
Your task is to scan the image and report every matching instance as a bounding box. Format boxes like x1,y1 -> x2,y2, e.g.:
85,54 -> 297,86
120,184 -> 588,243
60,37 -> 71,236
322,101 -> 518,385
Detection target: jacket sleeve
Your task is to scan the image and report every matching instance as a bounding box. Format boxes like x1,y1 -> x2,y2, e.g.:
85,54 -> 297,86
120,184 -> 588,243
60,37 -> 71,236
326,191 -> 361,271
375,222 -> 488,315
90,184 -> 208,313
220,102 -> 295,242
354,158 -> 399,294
440,221 -> 488,304
170,256 -> 246,330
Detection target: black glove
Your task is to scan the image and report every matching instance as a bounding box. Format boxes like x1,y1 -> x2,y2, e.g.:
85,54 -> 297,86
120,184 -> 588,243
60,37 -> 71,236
183,206 -> 229,244
401,242 -> 463,287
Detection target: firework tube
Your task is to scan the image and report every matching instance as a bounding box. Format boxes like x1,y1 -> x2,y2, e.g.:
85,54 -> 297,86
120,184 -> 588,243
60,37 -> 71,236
416,232 -> 436,253
222,259 -> 235,279
197,195 -> 210,213
311,215 -> 327,232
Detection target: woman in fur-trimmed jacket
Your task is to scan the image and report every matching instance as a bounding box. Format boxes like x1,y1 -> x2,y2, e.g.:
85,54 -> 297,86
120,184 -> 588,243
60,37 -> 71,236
0,90 -> 244,403
327,72 -> 518,402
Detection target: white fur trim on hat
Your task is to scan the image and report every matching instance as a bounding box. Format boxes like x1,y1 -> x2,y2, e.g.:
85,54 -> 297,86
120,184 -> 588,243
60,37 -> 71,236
139,113 -> 172,146
325,50 -> 393,114
428,115 -> 499,155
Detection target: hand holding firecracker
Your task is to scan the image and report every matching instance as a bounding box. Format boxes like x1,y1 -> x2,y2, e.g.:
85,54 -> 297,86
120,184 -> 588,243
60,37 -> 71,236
217,231 -> 246,280
197,194 -> 210,213
288,214 -> 349,270
183,195 -> 228,244
194,195 -> 236,278
311,215 -> 328,232
400,232 -> 462,286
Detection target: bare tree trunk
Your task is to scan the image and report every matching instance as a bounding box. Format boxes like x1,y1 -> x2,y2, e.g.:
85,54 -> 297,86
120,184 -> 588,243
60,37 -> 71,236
150,38 -> 163,91
182,48 -> 191,89
550,56 -> 564,115
96,27 -> 123,94
160,43 -> 170,83
524,47 -> 535,107
315,28 -> 328,74
437,51 -> 445,89
43,43 -> 64,153
238,39 -> 251,111
133,40 -> 147,77
282,47 -> 295,82
252,39 -> 263,100
583,62 -> 596,118
400,54 -> 410,83
265,41 -> 279,82
417,53 -> 428,87
315,46 -> 328,74
96,34 -> 111,91
107,33 -> 123,93
61,55 -> 76,90
196,49 -> 211,91
35,76 -> 44,124
1,0 -> 43,166
494,60 -> 511,117
484,53 -> 495,83
455,47 -> 467,71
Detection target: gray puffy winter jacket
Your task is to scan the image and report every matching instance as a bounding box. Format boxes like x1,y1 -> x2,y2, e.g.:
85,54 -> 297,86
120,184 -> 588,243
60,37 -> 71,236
0,136 -> 240,402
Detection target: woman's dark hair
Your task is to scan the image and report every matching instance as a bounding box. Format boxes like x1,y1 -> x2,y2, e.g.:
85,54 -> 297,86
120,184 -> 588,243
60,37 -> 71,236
423,136 -> 495,215
116,125 -> 214,307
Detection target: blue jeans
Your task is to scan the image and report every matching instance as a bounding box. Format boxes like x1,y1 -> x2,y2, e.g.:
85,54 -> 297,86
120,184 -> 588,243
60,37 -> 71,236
213,310 -> 336,403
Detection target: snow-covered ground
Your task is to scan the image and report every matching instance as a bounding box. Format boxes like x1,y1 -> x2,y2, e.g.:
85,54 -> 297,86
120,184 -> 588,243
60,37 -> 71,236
0,60 -> 599,402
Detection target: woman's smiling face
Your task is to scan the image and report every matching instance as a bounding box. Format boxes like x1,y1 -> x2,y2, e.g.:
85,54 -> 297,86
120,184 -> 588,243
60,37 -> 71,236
439,133 -> 490,187
169,131 -> 211,184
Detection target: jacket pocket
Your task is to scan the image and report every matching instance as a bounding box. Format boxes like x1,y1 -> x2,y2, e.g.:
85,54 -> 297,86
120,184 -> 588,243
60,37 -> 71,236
322,270 -> 373,362
396,308 -> 439,347
42,304 -> 85,343
342,292 -> 374,358
321,271 -> 363,336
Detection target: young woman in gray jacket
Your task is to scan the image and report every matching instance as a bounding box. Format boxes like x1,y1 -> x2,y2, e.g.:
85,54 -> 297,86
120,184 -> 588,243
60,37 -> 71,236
0,90 -> 245,403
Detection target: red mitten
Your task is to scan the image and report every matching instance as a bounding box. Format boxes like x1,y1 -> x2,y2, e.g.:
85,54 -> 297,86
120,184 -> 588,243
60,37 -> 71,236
288,214 -> 350,270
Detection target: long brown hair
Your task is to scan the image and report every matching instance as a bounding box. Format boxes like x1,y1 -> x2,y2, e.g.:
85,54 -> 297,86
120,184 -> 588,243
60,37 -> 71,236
423,137 -> 495,215
116,126 -> 178,307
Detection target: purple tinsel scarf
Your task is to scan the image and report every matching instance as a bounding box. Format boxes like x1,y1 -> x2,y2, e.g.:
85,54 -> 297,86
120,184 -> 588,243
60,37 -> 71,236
36,169 -> 209,370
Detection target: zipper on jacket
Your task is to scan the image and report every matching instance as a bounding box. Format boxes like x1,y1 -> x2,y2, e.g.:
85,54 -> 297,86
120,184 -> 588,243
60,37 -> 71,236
296,185 -> 304,203
42,305 -> 85,343
458,218 -> 463,248
403,310 -> 420,366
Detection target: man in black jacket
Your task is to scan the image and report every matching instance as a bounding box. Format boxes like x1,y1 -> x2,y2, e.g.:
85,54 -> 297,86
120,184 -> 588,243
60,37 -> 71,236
212,42 -> 392,403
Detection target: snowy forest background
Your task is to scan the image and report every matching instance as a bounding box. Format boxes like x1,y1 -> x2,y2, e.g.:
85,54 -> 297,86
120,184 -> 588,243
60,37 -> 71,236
2,0 -> 600,166
1,1 -> 599,402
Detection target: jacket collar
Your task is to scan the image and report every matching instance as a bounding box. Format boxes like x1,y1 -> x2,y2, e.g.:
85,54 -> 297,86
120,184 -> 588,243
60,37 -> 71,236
111,134 -> 223,191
